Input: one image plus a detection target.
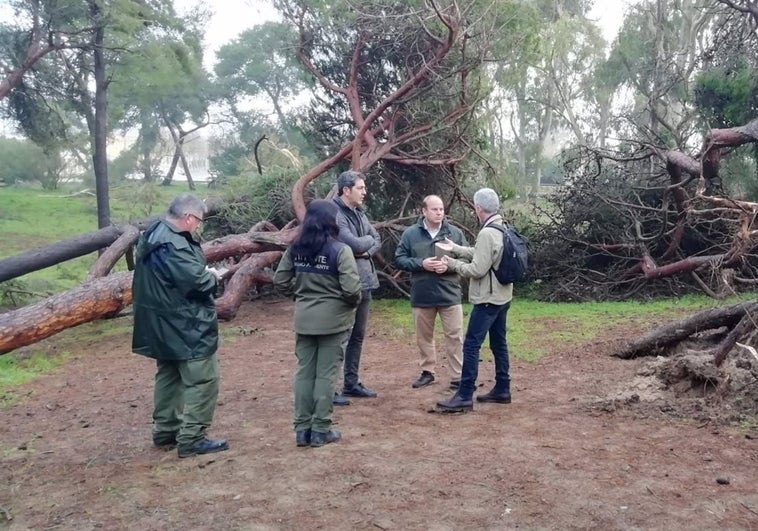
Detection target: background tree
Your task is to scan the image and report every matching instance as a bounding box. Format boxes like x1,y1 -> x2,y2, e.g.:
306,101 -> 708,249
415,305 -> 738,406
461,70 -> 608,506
2,0 -> 207,227
272,0 -> 526,220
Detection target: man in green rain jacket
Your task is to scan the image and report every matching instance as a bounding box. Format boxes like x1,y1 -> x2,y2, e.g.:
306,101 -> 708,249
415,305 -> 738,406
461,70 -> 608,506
132,194 -> 229,458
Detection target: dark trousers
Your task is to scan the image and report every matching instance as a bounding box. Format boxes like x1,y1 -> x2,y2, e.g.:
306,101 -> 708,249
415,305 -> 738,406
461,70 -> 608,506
342,290 -> 371,390
459,302 -> 511,399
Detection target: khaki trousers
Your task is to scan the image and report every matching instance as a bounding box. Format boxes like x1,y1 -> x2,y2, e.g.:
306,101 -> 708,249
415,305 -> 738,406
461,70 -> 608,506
412,305 -> 463,380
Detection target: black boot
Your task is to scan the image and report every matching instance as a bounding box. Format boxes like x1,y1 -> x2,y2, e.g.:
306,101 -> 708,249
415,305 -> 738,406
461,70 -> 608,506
295,429 -> 312,447
310,429 -> 342,447
476,389 -> 511,404
436,392 -> 473,412
412,371 -> 435,388
333,393 -> 351,406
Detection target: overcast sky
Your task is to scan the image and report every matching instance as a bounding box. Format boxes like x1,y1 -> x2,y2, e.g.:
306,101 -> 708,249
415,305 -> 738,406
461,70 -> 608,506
175,0 -> 632,68
173,0 -> 278,67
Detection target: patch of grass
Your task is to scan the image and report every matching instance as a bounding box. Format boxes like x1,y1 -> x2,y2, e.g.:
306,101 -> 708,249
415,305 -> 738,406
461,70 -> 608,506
373,294 -> 728,363
0,350 -> 69,406
0,183 -> 213,304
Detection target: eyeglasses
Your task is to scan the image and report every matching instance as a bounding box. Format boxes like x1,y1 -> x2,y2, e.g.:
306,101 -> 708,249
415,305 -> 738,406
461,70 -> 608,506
186,213 -> 204,224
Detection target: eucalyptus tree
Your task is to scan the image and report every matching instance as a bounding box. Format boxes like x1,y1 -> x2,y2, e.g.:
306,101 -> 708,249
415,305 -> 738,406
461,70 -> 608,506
2,0 -> 206,227
485,0 -> 606,198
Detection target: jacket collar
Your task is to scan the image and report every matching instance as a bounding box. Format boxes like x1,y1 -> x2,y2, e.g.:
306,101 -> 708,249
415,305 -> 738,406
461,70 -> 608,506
482,213 -> 503,228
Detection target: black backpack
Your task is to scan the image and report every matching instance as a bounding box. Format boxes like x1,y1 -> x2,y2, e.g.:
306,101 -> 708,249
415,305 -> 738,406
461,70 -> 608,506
488,224 -> 529,284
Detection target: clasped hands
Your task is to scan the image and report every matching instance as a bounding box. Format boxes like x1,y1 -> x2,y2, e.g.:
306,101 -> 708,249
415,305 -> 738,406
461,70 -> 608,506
422,238 -> 455,274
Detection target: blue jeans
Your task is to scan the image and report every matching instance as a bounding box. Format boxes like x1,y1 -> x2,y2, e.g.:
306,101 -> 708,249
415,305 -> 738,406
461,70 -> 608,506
459,302 -> 511,399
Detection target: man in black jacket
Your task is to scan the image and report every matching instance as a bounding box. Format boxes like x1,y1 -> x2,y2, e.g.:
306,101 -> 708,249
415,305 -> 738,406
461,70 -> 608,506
395,195 -> 468,390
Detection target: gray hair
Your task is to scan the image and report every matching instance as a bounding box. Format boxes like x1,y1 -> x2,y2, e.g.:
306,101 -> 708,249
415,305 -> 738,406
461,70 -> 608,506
336,170 -> 365,196
167,193 -> 207,220
473,188 -> 500,215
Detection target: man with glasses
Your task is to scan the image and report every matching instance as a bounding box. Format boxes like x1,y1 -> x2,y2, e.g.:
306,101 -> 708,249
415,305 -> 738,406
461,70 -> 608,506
132,193 -> 229,458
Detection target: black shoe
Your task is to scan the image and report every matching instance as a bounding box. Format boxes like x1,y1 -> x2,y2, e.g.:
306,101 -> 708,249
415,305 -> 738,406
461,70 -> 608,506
436,393 -> 473,412
412,371 -> 435,388
153,433 -> 178,449
296,429 -> 312,447
449,380 -> 460,390
476,390 -> 512,404
333,393 -> 351,406
343,383 -> 377,398
177,438 -> 230,458
310,429 -> 342,447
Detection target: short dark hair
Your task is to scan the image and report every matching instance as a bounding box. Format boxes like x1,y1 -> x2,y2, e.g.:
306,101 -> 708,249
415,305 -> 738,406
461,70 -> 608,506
336,170 -> 365,196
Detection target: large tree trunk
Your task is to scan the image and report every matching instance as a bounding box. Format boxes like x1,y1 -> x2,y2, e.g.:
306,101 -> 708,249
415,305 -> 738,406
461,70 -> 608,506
216,251 -> 282,320
0,227 -> 297,355
0,224 -> 149,283
0,272 -> 133,355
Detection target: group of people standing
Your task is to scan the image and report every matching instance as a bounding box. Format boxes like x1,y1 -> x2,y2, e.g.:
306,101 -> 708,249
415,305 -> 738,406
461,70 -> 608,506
130,173 -> 514,457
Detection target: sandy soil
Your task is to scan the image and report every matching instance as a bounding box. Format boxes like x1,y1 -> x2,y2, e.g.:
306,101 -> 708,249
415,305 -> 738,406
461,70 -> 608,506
2,298 -> 758,530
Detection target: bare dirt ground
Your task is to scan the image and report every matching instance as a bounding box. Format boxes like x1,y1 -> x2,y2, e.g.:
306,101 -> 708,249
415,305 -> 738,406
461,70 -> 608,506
2,298 -> 758,530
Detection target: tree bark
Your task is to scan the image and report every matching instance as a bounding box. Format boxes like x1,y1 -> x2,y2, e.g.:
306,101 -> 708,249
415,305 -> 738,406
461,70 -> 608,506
0,225 -> 297,355
86,225 -> 140,280
216,251 -> 282,320
0,221 -> 157,283
0,272 -> 133,355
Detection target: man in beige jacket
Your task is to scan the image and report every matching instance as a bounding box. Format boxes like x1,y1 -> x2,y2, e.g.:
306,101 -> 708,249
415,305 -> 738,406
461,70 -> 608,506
434,188 -> 513,412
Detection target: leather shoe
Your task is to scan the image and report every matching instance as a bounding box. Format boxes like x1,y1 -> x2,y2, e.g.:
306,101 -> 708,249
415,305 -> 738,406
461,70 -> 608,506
342,383 -> 377,398
449,380 -> 460,390
333,393 -> 351,406
310,429 -> 342,447
177,438 -> 229,458
412,371 -> 435,388
296,429 -> 311,447
436,393 -> 473,412
476,390 -> 512,404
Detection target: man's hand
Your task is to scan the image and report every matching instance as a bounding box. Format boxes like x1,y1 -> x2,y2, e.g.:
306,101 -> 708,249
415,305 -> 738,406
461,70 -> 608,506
422,257 -> 443,272
206,266 -> 228,280
424,256 -> 449,274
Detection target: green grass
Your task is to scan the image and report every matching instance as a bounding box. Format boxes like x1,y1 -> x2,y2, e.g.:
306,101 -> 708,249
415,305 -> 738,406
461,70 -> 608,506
0,350 -> 69,406
373,294 -> 728,363
0,183 -> 211,301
